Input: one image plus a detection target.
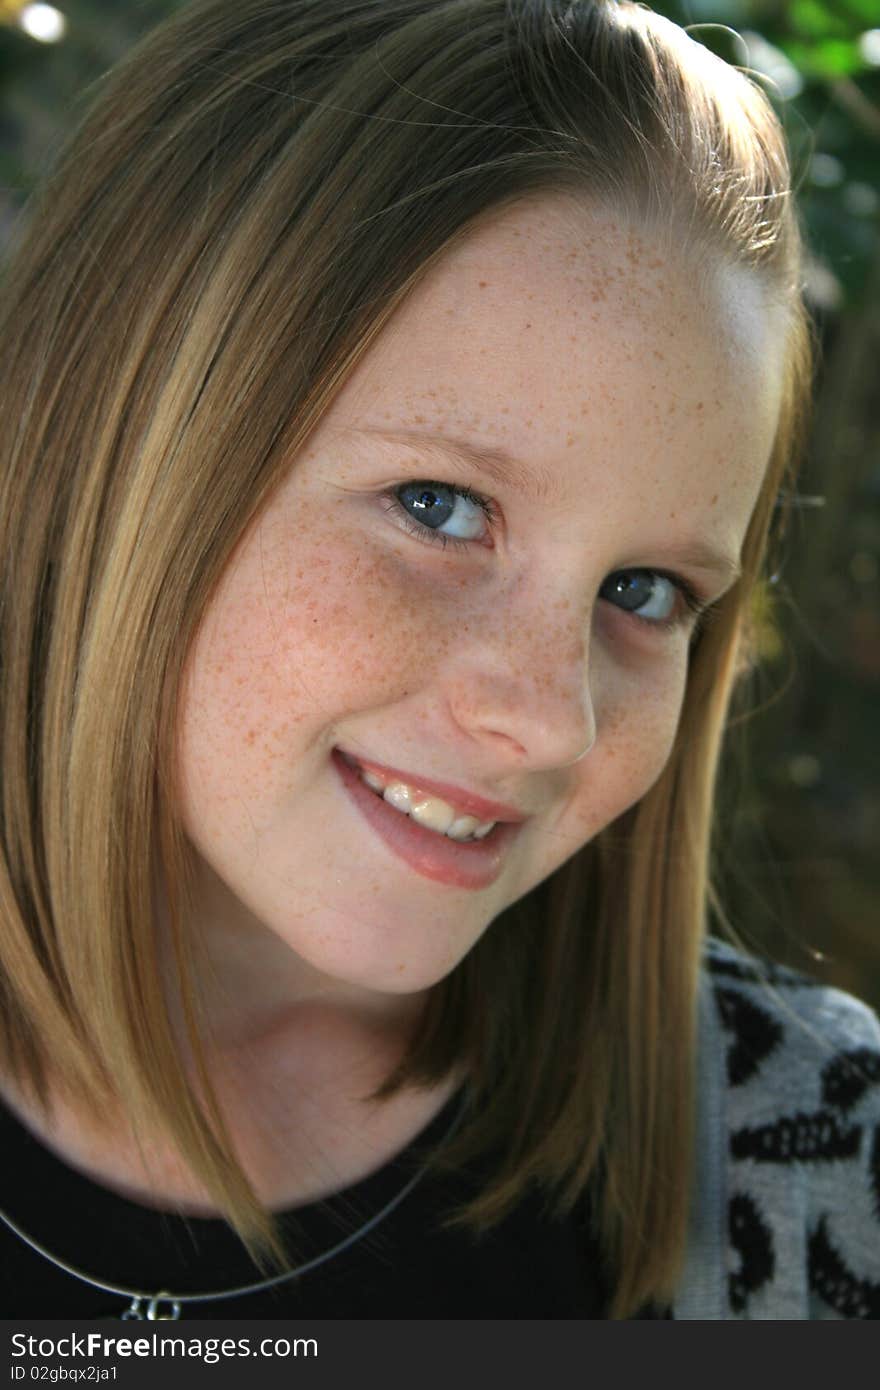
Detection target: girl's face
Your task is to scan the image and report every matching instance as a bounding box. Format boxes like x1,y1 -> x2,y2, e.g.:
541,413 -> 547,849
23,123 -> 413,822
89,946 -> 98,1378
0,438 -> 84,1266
174,195 -> 786,1016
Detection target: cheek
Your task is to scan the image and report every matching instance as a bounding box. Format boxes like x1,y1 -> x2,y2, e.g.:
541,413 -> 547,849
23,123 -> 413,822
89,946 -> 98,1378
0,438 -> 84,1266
562,653 -> 689,844
173,509 -> 438,806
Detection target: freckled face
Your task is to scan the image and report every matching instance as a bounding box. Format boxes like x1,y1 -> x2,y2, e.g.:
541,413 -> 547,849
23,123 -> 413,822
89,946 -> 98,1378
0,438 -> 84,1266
174,195 -> 786,1005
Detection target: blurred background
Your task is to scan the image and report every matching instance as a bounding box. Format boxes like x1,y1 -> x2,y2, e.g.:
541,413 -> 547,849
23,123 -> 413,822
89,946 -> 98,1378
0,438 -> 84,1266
0,0 -> 877,1009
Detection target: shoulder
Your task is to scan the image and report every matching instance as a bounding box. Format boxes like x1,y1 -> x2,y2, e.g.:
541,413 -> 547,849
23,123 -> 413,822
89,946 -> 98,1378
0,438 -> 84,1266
701,937 -> 880,1319
704,935 -> 880,1087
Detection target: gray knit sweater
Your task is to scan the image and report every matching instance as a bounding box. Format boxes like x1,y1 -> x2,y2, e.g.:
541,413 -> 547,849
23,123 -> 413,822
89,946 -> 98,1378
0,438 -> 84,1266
673,938 -> 880,1318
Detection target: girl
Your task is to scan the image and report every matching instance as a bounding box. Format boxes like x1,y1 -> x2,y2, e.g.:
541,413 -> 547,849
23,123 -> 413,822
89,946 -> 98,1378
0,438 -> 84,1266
0,0 -> 877,1320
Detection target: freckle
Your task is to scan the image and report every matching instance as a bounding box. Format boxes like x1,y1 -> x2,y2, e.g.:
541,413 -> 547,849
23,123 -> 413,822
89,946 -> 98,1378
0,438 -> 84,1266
524,322 -> 532,329
695,401 -> 704,411
478,280 -> 488,288
710,493 -> 718,505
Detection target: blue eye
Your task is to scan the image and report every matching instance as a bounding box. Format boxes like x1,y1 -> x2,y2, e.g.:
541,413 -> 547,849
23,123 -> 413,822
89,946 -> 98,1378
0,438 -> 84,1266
600,571 -> 703,634
381,478 -> 707,635
383,480 -> 496,550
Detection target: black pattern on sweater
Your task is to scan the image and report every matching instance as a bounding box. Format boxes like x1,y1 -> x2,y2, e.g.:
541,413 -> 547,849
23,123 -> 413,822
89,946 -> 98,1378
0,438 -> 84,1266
820,1048 -> 880,1113
705,938 -> 880,1319
808,1216 -> 880,1319
730,1111 -> 860,1163
728,1192 -> 774,1314
713,985 -> 784,1087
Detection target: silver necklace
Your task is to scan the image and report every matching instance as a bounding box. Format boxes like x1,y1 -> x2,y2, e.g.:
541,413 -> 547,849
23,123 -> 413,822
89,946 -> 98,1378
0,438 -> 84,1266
0,1094 -> 465,1320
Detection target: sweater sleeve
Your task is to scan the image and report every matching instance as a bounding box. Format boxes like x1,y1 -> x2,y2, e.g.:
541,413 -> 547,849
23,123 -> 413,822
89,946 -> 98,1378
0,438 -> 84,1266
704,939 -> 880,1319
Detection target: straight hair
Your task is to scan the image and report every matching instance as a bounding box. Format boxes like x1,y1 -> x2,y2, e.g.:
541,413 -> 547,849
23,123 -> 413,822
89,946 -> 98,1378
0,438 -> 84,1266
0,0 -> 814,1316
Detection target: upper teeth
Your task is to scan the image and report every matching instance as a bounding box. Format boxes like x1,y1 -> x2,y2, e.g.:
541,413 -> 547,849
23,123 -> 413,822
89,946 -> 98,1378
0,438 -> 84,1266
359,768 -> 496,841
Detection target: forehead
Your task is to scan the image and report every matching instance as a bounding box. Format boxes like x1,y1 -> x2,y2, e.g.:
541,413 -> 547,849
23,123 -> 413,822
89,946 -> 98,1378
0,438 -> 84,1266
323,195 -> 787,531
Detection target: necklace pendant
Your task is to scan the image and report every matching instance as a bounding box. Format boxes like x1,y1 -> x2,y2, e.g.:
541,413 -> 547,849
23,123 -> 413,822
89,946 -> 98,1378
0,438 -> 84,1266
121,1293 -> 182,1321
148,1292 -> 182,1320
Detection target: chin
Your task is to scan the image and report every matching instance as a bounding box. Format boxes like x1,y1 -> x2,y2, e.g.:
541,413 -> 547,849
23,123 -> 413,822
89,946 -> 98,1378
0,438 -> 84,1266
273,927 -> 469,999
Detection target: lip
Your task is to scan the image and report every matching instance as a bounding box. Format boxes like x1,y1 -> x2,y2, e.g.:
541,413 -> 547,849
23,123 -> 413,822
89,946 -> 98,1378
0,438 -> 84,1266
332,747 -> 524,890
333,747 -> 527,825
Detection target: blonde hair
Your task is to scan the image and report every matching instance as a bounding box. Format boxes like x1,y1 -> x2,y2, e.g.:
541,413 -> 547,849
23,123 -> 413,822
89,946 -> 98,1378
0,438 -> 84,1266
0,0 -> 814,1316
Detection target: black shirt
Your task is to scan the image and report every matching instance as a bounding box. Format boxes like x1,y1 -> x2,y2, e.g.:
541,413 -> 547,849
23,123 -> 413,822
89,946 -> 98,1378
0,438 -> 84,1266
0,1087 -> 638,1319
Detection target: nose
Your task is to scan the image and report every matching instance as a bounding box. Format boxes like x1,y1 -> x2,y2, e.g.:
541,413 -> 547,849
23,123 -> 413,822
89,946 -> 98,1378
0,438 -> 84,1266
444,588 -> 597,771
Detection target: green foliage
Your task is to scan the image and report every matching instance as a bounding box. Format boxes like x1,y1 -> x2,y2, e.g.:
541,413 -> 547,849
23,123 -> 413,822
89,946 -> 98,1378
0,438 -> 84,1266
661,1 -> 880,306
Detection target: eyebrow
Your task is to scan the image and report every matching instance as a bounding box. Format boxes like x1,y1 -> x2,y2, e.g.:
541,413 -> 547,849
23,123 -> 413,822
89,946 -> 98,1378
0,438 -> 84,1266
352,427 -> 555,501
350,426 -> 743,587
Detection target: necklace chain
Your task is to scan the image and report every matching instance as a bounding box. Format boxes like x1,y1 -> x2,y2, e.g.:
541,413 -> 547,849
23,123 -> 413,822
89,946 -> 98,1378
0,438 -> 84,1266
1,1094 -> 465,1319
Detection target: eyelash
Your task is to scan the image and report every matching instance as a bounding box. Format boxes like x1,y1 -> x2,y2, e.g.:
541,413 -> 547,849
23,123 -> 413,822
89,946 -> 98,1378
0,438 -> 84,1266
381,482 -> 499,548
380,480 -> 711,637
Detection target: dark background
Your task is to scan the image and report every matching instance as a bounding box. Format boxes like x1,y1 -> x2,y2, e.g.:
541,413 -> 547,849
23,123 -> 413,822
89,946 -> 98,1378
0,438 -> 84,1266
0,0 -> 877,1010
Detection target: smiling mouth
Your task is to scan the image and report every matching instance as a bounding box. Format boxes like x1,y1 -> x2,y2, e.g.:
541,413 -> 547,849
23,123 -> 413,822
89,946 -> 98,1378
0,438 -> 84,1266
342,759 -> 498,843
332,748 -> 522,890
334,747 -> 526,823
